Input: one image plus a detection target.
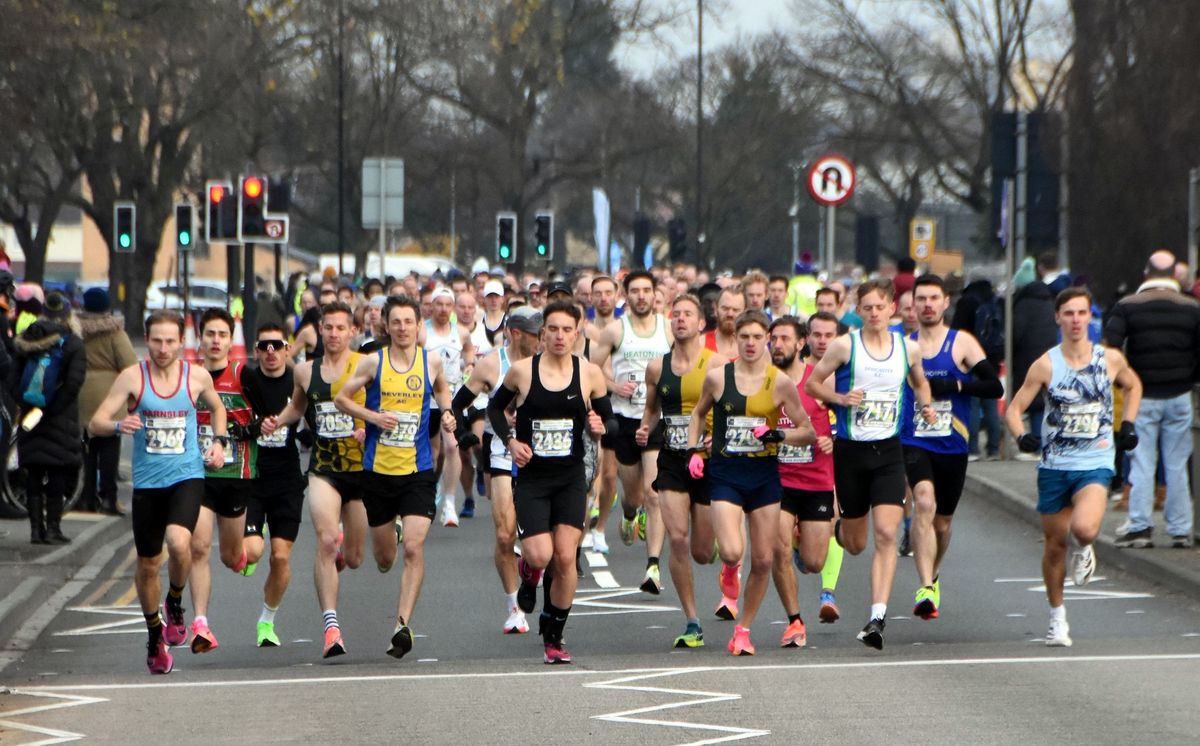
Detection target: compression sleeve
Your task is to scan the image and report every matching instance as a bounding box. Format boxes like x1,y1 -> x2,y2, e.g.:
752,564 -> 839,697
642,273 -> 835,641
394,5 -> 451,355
487,384 -> 518,443
450,384 -> 477,434
590,395 -> 619,437
960,359 -> 1004,399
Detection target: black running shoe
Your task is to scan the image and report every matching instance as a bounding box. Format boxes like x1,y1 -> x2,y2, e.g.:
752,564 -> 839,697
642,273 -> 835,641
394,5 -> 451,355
387,625 -> 413,659
516,558 -> 542,613
856,618 -> 885,650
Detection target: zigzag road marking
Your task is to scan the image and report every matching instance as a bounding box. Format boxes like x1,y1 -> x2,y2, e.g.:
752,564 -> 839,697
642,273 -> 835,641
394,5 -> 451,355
572,588 -> 679,617
586,668 -> 768,745
0,690 -> 107,745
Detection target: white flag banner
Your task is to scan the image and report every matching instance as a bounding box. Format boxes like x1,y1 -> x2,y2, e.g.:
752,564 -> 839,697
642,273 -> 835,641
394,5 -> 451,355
593,188 -> 610,271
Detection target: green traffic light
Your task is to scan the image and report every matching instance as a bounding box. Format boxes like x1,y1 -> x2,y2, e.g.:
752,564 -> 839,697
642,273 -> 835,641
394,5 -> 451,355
500,245 -> 511,259
537,244 -> 547,255
179,231 -> 191,246
119,233 -> 131,249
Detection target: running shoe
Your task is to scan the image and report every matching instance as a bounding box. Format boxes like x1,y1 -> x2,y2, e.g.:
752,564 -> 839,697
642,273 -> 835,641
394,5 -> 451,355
673,623 -> 704,649
475,469 -> 486,498
503,607 -> 529,634
588,501 -> 601,529
1114,526 -> 1153,548
461,497 -> 476,519
162,603 -> 187,646
387,624 -> 414,659
257,621 -> 281,647
714,595 -> 738,621
932,577 -> 941,608
619,515 -> 637,546
576,549 -> 585,579
818,591 -> 840,624
635,508 -> 647,541
335,530 -> 346,573
146,636 -> 174,675
543,640 -> 573,664
591,529 -> 609,555
516,557 -> 543,613
719,561 -> 742,600
323,627 -> 346,658
780,619 -> 807,648
897,525 -> 913,557
857,617 -> 885,650
1071,544 -> 1096,587
189,619 -> 219,654
640,564 -> 662,594
727,625 -> 755,656
441,503 -> 459,528
913,585 -> 939,620
1046,617 -> 1072,647
239,561 -> 258,577
395,518 -> 404,544
232,549 -> 249,574
792,547 -> 806,573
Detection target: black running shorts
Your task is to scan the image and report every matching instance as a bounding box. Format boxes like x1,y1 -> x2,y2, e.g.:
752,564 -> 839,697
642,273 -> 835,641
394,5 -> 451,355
602,416 -> 662,466
362,470 -> 437,526
245,474 -> 307,542
781,487 -> 835,522
514,465 -> 587,539
653,449 -> 710,506
833,437 -> 907,519
903,446 -> 970,517
202,478 -> 251,518
132,478 -> 204,558
308,471 -> 365,504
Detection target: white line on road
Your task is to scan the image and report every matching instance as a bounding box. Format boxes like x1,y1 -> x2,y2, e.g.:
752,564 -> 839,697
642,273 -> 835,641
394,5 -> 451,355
585,552 -> 608,568
0,690 -> 107,745
0,577 -> 43,628
591,570 -> 620,588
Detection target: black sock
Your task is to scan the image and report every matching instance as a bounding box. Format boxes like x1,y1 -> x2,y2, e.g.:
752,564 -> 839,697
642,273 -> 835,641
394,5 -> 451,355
623,508 -> 637,521
788,613 -> 802,624
647,556 -> 660,568
167,584 -> 184,606
145,611 -> 162,636
542,565 -> 555,608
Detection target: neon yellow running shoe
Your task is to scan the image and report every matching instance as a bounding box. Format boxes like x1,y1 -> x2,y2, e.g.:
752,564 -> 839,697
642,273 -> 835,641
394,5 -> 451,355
635,508 -> 647,541
256,621 -> 281,647
239,561 -> 257,577
673,623 -> 705,649
913,585 -> 939,620
933,577 -> 941,607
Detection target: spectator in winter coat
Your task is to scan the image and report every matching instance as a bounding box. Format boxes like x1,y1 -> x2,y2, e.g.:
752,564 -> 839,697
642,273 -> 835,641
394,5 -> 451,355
7,291 -> 86,543
953,270 -> 1003,458
1011,260 -> 1058,444
77,288 -> 137,515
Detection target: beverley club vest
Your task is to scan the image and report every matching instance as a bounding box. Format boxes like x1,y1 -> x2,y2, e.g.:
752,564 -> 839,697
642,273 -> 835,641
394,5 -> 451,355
197,363 -> 256,479
1041,344 -> 1114,472
363,347 -> 434,476
657,348 -> 714,452
304,353 -> 365,475
834,331 -> 909,442
612,314 -> 671,419
132,361 -> 205,489
711,363 -> 780,459
901,329 -> 971,455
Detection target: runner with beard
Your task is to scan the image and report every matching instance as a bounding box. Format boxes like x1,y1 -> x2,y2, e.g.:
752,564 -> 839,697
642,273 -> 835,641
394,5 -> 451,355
705,287 -> 745,360
590,275 -> 622,554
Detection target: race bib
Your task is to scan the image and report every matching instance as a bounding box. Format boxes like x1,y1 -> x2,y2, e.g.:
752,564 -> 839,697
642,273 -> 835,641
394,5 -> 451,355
1060,402 -> 1103,439
144,416 -> 186,455
725,416 -> 767,454
532,418 -> 573,457
626,370 -> 647,407
665,415 -> 691,451
777,443 -> 814,464
853,390 -> 900,431
379,410 -> 421,449
198,424 -> 235,464
914,400 -> 953,438
257,424 -> 289,448
315,401 -> 355,439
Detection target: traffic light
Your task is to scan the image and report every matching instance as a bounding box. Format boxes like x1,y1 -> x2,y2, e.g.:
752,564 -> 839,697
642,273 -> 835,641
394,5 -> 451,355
496,211 -> 517,264
175,202 -> 195,251
533,211 -> 553,261
239,175 -> 266,241
113,202 -> 135,253
668,218 -> 687,261
206,180 -> 234,241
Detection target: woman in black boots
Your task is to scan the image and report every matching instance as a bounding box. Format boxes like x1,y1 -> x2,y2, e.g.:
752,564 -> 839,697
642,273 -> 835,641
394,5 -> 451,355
9,290 -> 86,544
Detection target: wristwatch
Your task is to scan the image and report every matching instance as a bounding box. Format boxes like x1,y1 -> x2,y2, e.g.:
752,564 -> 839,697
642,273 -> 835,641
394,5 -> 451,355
214,435 -> 230,447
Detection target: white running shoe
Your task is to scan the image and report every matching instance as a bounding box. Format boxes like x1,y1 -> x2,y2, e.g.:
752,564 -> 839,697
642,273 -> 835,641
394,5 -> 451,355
1046,617 -> 1072,647
1071,544 -> 1096,586
503,607 -> 529,634
591,529 -> 609,555
441,504 -> 459,528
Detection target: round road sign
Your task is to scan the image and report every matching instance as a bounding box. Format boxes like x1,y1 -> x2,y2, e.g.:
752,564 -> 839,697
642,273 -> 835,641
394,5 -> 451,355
265,219 -> 284,239
807,154 -> 857,207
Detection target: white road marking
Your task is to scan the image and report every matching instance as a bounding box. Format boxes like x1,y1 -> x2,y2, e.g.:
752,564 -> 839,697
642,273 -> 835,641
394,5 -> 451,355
0,690 -> 106,745
54,604 -> 147,637
996,576 -> 1152,600
0,577 -> 43,628
1126,610 -> 1145,614
585,552 -> 608,568
33,518 -> 118,565
1006,613 -> 1026,618
591,570 -> 620,589
573,589 -> 679,617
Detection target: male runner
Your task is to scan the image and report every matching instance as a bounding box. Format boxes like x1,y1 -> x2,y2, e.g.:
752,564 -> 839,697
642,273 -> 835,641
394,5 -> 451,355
1006,287 -> 1141,646
262,301 -> 368,659
456,289 -> 491,517
636,293 -> 725,647
704,287 -> 745,359
806,280 -> 938,650
242,324 -> 307,647
334,295 -> 457,660
804,310 -> 846,623
742,272 -> 768,312
588,275 -> 622,549
589,275 -> 621,330
688,310 -> 815,655
88,310 -> 226,674
448,307 -> 543,634
592,270 -> 673,592
487,301 -> 609,664
768,316 -> 836,648
424,287 -> 475,526
188,308 -> 260,654
766,275 -> 793,321
901,275 -> 1003,620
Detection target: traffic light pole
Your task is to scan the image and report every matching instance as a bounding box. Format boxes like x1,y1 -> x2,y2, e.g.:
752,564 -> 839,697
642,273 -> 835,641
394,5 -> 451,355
243,241 -> 257,339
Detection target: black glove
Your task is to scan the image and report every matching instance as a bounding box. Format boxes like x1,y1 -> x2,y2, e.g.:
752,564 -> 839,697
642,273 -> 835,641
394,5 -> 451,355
456,430 -> 480,450
1017,432 -> 1041,453
1116,421 -> 1138,451
756,429 -> 786,445
296,428 -> 314,448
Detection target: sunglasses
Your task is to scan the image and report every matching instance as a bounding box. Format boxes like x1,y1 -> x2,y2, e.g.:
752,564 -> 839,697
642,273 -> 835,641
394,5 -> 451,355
256,340 -> 289,353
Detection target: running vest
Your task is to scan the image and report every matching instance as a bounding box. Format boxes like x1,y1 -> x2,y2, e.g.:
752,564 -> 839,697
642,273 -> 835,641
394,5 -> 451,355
425,319 -> 465,388
197,363 -> 256,479
657,348 -> 714,452
834,331 -> 909,441
1041,344 -> 1114,471
132,361 -> 205,489
363,347 -> 434,476
304,353 -> 365,474
901,329 -> 971,454
516,354 -> 588,476
612,314 -> 671,418
711,363 -> 780,459
778,365 -> 834,491
469,320 -> 493,355
251,366 -> 300,479
482,347 -> 511,437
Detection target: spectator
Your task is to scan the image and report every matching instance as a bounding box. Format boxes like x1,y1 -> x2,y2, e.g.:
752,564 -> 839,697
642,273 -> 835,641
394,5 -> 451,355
954,268 -> 1003,459
77,288 -> 137,515
893,257 -> 917,299
8,291 -> 86,543
1011,256 -> 1057,453
14,284 -> 43,335
1104,249 -> 1199,548
1038,251 -> 1072,296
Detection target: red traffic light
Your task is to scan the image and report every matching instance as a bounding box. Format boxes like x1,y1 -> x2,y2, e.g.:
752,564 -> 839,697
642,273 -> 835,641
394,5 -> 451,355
243,177 -> 264,200
209,185 -> 226,203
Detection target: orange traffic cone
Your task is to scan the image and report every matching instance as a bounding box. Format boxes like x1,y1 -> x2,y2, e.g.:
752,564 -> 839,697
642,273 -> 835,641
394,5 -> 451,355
184,312 -> 200,363
229,316 -> 247,365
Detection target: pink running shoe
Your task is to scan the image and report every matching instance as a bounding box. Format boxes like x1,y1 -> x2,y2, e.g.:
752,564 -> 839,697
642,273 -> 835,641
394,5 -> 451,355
147,637 -> 174,674
162,603 -> 187,646
719,561 -> 742,600
189,619 -> 219,654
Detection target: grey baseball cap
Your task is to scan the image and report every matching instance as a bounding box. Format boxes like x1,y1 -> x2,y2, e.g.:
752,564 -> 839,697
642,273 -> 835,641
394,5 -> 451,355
506,306 -> 543,334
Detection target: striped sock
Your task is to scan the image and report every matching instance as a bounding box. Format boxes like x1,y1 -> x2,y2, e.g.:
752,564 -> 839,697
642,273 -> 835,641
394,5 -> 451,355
323,609 -> 339,632
145,611 -> 163,633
